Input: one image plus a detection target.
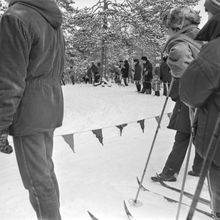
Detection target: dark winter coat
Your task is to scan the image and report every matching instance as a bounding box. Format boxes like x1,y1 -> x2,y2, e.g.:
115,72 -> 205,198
121,61 -> 129,78
160,61 -> 171,83
142,61 -> 153,83
167,79 -> 191,133
0,0 -> 65,136
133,62 -> 142,81
165,25 -> 202,134
180,14 -> 220,166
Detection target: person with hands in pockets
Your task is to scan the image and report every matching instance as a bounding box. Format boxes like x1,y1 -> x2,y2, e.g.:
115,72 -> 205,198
0,0 -> 65,219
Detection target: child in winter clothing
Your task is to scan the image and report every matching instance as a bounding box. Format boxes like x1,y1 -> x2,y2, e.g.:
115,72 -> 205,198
152,74 -> 161,96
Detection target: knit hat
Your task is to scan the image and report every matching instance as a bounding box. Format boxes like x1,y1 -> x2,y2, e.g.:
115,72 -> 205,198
162,6 -> 200,30
205,0 -> 220,15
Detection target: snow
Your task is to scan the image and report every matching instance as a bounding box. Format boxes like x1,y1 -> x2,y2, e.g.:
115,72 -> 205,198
0,84 -> 211,220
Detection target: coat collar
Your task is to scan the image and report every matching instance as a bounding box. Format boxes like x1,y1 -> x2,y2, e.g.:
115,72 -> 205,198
196,14 -> 220,42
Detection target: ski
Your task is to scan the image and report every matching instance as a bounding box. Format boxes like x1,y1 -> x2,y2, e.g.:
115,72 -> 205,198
156,174 -> 210,206
123,200 -> 134,220
136,177 -> 213,218
87,211 -> 99,220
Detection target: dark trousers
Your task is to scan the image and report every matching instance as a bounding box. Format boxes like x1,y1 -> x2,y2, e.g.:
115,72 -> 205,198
163,131 -> 203,175
123,77 -> 128,86
13,130 -> 61,220
155,91 -> 160,96
135,80 -> 141,92
163,82 -> 170,96
141,82 -> 151,94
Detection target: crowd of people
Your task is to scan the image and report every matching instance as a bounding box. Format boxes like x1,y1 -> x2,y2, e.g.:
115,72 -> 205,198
0,0 -> 220,219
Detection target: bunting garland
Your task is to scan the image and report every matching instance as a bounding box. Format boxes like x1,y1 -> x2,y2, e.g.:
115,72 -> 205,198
137,119 -> 145,133
59,113 -> 172,152
116,123 -> 128,136
92,129 -> 104,145
62,134 -> 75,153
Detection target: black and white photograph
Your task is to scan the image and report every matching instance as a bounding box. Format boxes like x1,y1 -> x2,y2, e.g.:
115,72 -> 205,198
0,0 -> 220,219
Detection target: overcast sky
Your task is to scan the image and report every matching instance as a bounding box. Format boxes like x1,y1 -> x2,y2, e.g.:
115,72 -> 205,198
74,0 -> 208,27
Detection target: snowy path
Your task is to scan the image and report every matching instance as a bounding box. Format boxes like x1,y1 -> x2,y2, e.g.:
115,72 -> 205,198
0,84 -> 211,220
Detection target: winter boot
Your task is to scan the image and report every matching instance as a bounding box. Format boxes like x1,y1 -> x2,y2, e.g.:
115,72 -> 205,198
136,84 -> 141,92
151,168 -> 177,182
188,170 -> 200,177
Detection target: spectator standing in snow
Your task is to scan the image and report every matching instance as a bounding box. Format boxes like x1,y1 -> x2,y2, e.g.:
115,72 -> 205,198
160,56 -> 172,96
154,63 -> 160,77
152,74 -> 161,96
151,6 -> 203,182
69,66 -> 75,85
140,56 -> 153,94
133,58 -> 142,92
91,62 -> 100,86
0,0 -> 64,219
121,60 -> 129,86
86,64 -> 93,84
180,1 -> 220,218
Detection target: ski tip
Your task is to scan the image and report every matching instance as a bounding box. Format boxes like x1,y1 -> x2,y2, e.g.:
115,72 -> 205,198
123,200 -> 133,219
87,210 -> 99,220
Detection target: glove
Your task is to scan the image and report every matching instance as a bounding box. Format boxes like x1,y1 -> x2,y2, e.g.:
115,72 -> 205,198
0,130 -> 13,154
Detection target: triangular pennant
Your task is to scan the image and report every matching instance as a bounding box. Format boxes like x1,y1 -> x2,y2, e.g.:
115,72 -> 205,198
167,112 -> 172,119
137,119 -> 145,133
155,116 -> 161,128
62,134 -> 75,153
92,129 -> 103,145
116,123 -> 128,136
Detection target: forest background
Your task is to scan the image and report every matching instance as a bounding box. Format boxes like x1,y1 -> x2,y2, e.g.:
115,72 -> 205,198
0,0 -> 202,82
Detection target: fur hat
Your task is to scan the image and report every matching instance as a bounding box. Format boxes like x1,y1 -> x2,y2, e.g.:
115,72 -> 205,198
162,6 -> 200,30
205,0 -> 220,15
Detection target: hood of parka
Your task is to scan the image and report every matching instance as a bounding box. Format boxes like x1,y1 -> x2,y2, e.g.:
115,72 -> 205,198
196,13 -> 220,42
9,0 -> 63,29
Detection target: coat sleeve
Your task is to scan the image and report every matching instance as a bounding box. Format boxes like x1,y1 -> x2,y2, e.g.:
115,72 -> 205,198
0,15 -> 31,131
180,54 -> 217,108
167,42 -> 194,78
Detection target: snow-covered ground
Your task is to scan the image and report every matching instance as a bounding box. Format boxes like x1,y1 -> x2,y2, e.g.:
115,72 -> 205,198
0,84 -> 211,220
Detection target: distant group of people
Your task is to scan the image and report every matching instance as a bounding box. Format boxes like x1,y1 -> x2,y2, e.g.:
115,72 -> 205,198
133,56 -> 172,97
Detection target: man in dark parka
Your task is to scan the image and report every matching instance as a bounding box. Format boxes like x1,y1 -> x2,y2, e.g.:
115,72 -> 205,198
160,56 -> 172,96
140,56 -> 153,94
133,58 -> 142,92
180,0 -> 220,218
0,0 -> 65,219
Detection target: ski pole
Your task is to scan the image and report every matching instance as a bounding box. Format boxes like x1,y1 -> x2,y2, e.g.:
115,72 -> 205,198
132,77 -> 175,205
176,108 -> 196,220
187,113 -> 220,220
